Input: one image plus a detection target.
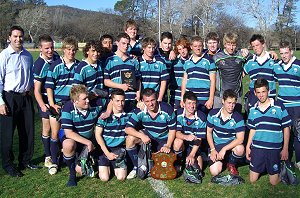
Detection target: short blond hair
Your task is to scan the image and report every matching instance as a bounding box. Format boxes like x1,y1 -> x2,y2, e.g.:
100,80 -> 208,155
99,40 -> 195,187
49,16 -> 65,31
223,33 -> 238,46
62,36 -> 78,51
70,85 -> 88,102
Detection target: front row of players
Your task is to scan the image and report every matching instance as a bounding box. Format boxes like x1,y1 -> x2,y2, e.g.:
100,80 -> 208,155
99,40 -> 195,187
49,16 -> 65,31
60,78 -> 291,187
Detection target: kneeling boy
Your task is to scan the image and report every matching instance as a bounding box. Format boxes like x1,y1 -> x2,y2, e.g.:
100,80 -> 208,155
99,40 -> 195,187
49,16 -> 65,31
246,78 -> 291,185
207,89 -> 245,177
95,89 -> 129,181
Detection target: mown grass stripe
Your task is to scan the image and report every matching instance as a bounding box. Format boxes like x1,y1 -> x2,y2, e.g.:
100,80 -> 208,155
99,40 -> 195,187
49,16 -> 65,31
147,177 -> 174,198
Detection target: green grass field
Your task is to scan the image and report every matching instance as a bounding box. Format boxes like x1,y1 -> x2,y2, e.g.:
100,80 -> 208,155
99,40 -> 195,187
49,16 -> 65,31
1,51 -> 300,197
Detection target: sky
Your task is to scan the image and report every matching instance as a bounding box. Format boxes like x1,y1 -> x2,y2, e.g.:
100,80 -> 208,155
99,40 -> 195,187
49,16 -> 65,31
45,0 -> 300,27
45,0 -> 119,11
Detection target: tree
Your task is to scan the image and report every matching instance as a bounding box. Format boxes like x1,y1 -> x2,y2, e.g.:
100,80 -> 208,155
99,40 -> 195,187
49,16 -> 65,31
16,6 -> 50,43
0,0 -> 19,48
275,0 -> 299,43
232,0 -> 281,47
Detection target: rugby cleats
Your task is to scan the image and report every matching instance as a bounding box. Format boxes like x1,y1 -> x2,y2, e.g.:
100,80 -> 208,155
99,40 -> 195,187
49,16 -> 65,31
211,174 -> 244,186
227,163 -> 239,176
281,161 -> 299,186
48,164 -> 58,175
127,169 -> 137,179
44,156 -> 53,168
77,146 -> 95,177
183,164 -> 203,184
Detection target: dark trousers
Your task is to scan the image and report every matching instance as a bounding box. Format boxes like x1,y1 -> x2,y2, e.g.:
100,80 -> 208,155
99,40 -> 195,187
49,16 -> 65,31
0,91 -> 34,169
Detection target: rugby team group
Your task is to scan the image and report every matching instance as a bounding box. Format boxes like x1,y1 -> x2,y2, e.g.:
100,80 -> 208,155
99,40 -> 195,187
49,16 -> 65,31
0,19 -> 299,187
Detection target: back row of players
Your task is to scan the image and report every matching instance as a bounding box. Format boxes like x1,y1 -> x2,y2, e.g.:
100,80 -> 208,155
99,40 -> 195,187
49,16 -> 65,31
33,19 -> 299,186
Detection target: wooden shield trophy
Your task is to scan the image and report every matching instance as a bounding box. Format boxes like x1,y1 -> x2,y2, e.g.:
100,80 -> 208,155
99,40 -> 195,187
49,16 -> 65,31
150,152 -> 177,180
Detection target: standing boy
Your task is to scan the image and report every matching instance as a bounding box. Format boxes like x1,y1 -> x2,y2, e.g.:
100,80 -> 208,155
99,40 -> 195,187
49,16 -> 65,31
104,33 -> 140,113
181,36 -> 216,113
45,37 -> 80,175
243,34 -> 276,111
138,37 -> 169,102
213,32 -> 249,112
33,35 -> 60,168
274,41 -> 300,168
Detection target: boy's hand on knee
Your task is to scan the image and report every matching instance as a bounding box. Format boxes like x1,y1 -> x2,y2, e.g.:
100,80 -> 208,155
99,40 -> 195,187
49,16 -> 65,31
246,147 -> 251,161
280,148 -> 288,160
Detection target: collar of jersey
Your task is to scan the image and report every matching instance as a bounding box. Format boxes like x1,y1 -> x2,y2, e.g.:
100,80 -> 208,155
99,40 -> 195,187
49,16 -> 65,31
215,107 -> 232,120
253,51 -> 270,64
254,98 -> 275,110
112,112 -> 126,119
74,103 -> 90,117
142,55 -> 156,63
143,102 -> 162,115
278,56 -> 296,70
39,53 -> 54,64
181,108 -> 199,120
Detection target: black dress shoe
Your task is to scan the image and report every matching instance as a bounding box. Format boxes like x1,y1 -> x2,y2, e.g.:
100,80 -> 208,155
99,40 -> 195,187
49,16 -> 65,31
4,166 -> 24,177
19,163 -> 42,170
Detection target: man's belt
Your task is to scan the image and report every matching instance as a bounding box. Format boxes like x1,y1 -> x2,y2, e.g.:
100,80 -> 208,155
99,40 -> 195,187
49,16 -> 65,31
5,90 -> 29,96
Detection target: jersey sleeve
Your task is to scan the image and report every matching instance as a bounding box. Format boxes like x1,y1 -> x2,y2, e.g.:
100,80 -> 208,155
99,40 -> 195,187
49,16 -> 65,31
96,117 -> 106,128
125,109 -> 141,128
280,105 -> 292,129
167,111 -> 177,130
61,104 -> 74,130
160,62 -> 169,81
247,108 -> 256,130
45,64 -> 58,89
206,112 -> 214,128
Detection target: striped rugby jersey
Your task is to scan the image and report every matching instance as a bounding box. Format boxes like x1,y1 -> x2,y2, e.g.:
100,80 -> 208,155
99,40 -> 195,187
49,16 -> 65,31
183,54 -> 216,105
126,102 -> 176,140
96,112 -> 129,148
73,60 -> 104,92
45,57 -> 80,103
274,57 -> 300,108
207,108 -> 245,146
247,99 -> 292,149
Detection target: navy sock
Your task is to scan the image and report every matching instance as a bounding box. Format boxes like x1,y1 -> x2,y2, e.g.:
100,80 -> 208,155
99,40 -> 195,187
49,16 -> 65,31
50,138 -> 59,164
228,152 -> 242,165
127,146 -> 138,168
42,135 -> 51,157
64,154 -> 76,178
174,150 -> 183,160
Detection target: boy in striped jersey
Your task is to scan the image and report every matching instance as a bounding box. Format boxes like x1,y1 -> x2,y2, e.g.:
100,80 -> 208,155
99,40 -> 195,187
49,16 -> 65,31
174,91 -> 206,174
207,89 -> 245,177
124,19 -> 142,57
181,36 -> 216,114
243,34 -> 276,111
274,41 -> 300,169
33,35 -> 60,168
104,33 -> 140,114
138,37 -> 169,102
45,37 -> 80,175
172,37 -> 191,110
95,89 -> 129,181
246,78 -> 291,185
125,88 -> 176,179
61,85 -> 106,186
73,40 -> 104,99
